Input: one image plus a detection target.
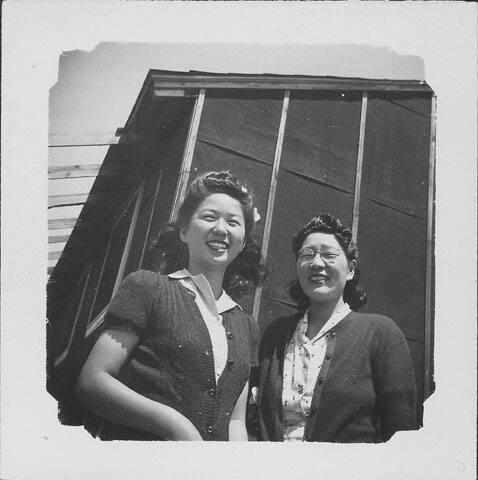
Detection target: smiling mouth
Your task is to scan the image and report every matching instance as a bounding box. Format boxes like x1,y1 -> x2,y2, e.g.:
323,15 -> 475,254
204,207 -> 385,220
308,274 -> 327,283
206,240 -> 229,251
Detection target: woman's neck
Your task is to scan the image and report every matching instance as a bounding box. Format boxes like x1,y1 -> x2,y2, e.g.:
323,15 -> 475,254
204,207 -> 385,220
308,297 -> 346,331
187,264 -> 225,300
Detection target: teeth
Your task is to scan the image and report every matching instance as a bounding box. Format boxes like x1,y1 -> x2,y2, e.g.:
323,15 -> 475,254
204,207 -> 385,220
309,275 -> 326,281
207,241 -> 228,249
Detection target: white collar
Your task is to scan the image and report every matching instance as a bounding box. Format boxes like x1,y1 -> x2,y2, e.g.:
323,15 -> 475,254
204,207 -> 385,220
168,269 -> 241,313
296,303 -> 351,345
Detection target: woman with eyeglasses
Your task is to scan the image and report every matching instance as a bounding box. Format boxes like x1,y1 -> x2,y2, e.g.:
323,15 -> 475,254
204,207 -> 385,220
254,213 -> 417,443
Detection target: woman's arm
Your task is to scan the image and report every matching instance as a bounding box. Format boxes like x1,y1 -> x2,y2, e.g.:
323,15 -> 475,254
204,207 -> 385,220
76,329 -> 203,441
228,381 -> 249,441
373,319 -> 418,441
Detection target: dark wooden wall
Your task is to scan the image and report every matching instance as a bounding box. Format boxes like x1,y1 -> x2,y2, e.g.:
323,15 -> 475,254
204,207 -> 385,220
47,83 -> 434,425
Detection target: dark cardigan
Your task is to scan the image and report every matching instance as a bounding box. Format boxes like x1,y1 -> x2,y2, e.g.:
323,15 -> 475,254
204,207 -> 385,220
256,311 -> 417,443
90,270 -> 258,441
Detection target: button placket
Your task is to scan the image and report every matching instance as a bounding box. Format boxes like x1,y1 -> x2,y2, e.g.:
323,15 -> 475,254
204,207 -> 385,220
208,387 -> 217,397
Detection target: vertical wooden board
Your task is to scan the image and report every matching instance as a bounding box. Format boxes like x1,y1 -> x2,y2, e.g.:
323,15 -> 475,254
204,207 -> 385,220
261,169 -> 355,310
141,118 -> 190,269
77,243 -> 109,336
53,266 -> 90,363
351,92 -> 368,242
169,90 -> 206,221
406,337 -> 425,423
357,199 -> 427,340
357,93 -> 432,407
361,93 -> 431,217
50,286 -> 79,360
123,172 -> 160,277
281,91 -> 362,193
196,91 -> 284,166
424,95 -> 437,399
254,92 -> 361,328
357,198 -> 427,414
185,94 -> 285,313
90,199 -> 135,321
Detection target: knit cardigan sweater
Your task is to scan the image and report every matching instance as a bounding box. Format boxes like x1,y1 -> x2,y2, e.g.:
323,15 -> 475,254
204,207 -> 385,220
256,311 -> 417,443
90,270 -> 258,441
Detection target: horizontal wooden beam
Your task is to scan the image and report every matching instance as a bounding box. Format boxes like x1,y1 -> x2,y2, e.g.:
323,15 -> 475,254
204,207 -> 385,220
154,89 -> 191,97
48,251 -> 62,261
48,218 -> 78,230
48,193 -> 88,208
48,234 -> 70,244
49,132 -> 120,147
48,164 -> 101,179
150,71 -> 433,93
49,132 -> 165,147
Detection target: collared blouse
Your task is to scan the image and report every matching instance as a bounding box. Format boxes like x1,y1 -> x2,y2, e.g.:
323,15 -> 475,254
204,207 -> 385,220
282,303 -> 351,441
168,269 -> 240,382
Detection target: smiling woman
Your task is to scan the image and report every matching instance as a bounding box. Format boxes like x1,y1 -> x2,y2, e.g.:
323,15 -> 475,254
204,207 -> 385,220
254,213 -> 417,443
179,193 -> 247,284
47,70 -> 435,442
75,171 -> 267,440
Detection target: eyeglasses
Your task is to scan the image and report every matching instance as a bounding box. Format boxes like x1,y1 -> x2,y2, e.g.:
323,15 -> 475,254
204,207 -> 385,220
297,247 -> 343,264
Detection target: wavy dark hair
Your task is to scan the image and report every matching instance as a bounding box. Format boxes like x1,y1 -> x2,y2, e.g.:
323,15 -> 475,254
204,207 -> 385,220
289,213 -> 367,311
149,171 -> 267,298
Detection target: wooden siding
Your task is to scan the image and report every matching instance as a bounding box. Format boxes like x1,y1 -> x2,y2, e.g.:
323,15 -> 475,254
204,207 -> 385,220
47,72 -> 435,427
48,143 -> 111,277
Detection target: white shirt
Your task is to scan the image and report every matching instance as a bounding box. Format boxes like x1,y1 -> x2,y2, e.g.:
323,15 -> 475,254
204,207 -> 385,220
168,269 -> 240,382
282,303 -> 351,441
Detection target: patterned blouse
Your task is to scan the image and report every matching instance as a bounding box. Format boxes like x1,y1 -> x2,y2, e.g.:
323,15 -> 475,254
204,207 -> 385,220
282,303 -> 351,441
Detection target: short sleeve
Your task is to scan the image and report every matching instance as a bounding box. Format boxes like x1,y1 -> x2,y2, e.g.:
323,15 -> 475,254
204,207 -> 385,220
103,270 -> 158,337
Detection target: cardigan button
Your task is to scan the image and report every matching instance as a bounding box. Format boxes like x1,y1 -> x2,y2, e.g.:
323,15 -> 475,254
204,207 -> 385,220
205,349 -> 212,356
317,377 -> 324,385
206,425 -> 214,434
208,387 -> 217,397
325,353 -> 332,360
226,331 -> 233,339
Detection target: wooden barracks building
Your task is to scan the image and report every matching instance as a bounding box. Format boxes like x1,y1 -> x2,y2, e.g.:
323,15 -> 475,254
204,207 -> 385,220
47,70 -> 436,427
